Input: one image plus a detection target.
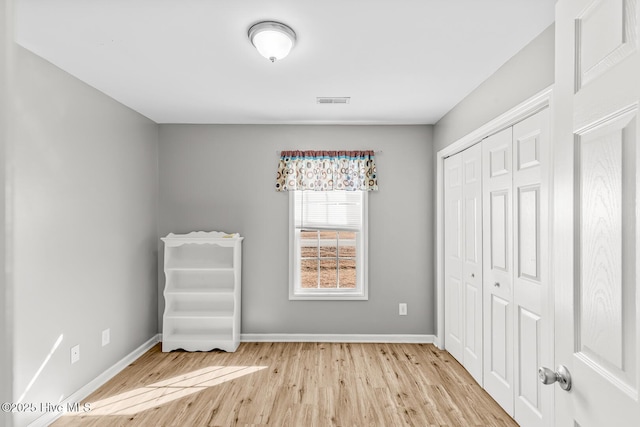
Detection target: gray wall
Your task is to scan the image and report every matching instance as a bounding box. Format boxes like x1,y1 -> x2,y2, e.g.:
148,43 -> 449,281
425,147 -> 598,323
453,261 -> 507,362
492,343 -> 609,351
433,24 -> 555,152
158,124 -> 434,336
11,46 -> 159,426
1,1 -> 13,426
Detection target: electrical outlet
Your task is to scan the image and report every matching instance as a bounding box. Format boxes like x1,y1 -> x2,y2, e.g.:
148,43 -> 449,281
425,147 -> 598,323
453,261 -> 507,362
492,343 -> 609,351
399,303 -> 408,316
102,328 -> 110,347
70,345 -> 80,364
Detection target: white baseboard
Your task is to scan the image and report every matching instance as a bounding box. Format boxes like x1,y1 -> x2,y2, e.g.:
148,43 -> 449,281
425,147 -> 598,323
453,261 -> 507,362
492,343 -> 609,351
433,337 -> 444,350
28,334 -> 161,427
159,333 -> 435,344
240,333 -> 436,344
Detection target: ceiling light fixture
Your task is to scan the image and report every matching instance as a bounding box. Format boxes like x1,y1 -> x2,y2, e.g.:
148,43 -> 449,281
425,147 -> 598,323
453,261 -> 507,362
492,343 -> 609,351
248,21 -> 296,63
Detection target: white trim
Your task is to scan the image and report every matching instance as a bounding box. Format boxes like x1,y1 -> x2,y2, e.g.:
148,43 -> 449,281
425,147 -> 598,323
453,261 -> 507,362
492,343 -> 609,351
435,86 -> 553,351
240,333 -> 435,344
28,334 -> 161,427
436,87 -> 554,159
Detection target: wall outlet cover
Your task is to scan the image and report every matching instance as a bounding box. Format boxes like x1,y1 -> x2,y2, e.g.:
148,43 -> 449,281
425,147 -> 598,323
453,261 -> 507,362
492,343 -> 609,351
399,303 -> 408,316
102,329 -> 110,346
70,345 -> 80,364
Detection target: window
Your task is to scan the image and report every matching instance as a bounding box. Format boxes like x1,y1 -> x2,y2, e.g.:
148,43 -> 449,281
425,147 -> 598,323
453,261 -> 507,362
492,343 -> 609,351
289,190 -> 368,300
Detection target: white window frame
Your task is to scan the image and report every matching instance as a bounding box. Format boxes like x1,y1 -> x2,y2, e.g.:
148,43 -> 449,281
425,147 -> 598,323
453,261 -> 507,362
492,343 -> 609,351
289,190 -> 368,300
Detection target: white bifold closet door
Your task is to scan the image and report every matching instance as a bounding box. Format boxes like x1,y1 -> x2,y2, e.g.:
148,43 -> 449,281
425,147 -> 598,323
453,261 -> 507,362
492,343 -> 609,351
444,142 -> 483,384
482,108 -> 551,427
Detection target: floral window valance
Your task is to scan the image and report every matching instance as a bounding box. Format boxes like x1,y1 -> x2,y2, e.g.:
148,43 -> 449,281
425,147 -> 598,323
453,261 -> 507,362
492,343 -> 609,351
276,150 -> 378,191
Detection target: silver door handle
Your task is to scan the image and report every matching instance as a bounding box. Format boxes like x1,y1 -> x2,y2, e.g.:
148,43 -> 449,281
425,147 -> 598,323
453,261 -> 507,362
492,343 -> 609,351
494,282 -> 500,287
538,365 -> 572,391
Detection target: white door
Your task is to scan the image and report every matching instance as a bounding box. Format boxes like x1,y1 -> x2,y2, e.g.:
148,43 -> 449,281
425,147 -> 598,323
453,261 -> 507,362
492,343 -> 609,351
462,143 -> 483,383
483,127 -> 515,415
512,109 -> 552,427
482,109 -> 552,425
445,152 -> 464,364
444,144 -> 483,384
553,0 -> 640,426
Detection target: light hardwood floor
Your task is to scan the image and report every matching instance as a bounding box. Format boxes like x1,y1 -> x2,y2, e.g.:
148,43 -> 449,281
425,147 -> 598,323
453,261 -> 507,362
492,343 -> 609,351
52,342 -> 518,427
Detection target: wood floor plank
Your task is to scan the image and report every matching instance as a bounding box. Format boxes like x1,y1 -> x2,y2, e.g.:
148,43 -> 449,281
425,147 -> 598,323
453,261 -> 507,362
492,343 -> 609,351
52,342 -> 518,427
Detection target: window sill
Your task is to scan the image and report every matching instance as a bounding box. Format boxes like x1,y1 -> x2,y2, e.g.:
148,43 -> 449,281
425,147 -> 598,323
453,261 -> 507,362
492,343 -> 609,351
289,291 -> 368,301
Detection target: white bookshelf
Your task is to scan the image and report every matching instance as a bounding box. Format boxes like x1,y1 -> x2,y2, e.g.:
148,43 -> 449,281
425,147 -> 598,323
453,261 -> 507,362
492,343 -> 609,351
161,231 -> 243,352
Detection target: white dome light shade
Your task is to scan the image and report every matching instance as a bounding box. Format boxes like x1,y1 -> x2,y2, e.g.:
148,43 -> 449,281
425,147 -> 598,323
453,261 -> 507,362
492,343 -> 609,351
248,21 -> 296,62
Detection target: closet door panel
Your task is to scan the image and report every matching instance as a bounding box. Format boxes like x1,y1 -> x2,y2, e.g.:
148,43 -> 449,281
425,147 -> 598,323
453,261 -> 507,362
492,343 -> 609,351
462,143 -> 483,383
483,127 -> 515,415
444,153 -> 464,363
490,294 -> 511,381
518,307 -> 541,411
512,108 -> 551,427
490,191 -> 509,271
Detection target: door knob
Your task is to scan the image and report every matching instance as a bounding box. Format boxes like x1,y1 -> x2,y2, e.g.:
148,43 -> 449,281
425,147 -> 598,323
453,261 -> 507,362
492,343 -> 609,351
494,282 -> 500,287
538,365 -> 572,391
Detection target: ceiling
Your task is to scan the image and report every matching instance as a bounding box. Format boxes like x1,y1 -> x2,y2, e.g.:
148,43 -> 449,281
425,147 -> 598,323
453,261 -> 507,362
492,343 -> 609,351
15,0 -> 555,125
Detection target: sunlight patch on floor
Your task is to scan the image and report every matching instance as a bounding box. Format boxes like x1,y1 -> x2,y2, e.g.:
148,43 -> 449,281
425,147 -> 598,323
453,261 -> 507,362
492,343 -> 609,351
63,365 -> 267,416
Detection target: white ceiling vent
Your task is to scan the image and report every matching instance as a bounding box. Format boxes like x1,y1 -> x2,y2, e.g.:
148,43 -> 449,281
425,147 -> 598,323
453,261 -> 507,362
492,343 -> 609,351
316,97 -> 351,104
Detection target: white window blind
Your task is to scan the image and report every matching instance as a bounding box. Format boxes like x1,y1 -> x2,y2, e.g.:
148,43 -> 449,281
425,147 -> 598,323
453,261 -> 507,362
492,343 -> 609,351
293,191 -> 362,231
